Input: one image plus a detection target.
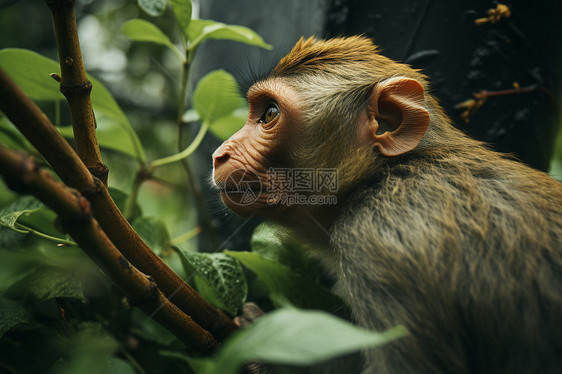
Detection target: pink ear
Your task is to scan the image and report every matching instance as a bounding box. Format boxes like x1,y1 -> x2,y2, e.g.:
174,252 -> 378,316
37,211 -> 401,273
368,77 -> 430,156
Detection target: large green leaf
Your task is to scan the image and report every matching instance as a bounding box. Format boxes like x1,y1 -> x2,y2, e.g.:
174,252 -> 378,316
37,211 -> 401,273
131,216 -> 171,254
184,101 -> 246,141
131,309 -> 179,346
208,107 -> 247,141
172,307 -> 405,374
6,266 -> 85,303
170,0 -> 192,42
108,187 -> 142,219
0,50 -> 61,101
250,224 -> 330,290
0,194 -> 64,240
0,196 -> 43,230
250,223 -> 322,276
192,70 -> 244,121
0,298 -> 32,339
175,250 -> 247,315
0,49 -> 145,161
49,324 -> 125,374
188,19 -> 272,51
137,0 -> 167,16
225,250 -> 343,313
192,70 -> 246,140
0,115 -> 35,152
122,19 -> 182,60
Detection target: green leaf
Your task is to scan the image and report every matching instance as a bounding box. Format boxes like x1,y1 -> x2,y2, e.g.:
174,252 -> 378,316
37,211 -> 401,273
159,351 -> 206,372
0,49 -> 146,161
122,19 -> 182,60
108,187 -> 142,219
0,196 -> 43,230
0,250 -> 38,292
0,195 -> 61,240
0,48 -> 62,101
88,79 -> 146,162
250,223 -> 324,279
225,250 -> 343,313
6,266 -> 85,303
175,250 -> 247,315
137,0 -> 167,16
200,307 -> 406,374
131,216 -> 171,254
170,0 -> 192,42
49,324 -> 121,374
0,298 -> 32,339
131,310 -> 179,346
96,358 -> 136,374
192,70 -> 245,125
209,107 -> 247,141
250,223 -> 293,263
182,108 -> 200,123
57,115 -> 141,160
188,19 -> 272,51
0,115 -> 35,152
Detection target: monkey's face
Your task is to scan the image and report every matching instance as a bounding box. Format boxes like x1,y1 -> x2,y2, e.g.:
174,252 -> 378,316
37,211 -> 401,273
213,37 -> 431,220
211,78 -> 303,218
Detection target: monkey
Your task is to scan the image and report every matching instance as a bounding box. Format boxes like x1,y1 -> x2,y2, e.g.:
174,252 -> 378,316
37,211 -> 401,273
212,36 -> 562,373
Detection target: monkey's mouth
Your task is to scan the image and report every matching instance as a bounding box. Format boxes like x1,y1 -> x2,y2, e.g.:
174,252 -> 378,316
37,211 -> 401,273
217,181 -> 263,193
216,180 -> 265,208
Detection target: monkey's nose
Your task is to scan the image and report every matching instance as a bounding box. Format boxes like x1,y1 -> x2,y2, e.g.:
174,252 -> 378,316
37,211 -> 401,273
213,152 -> 230,169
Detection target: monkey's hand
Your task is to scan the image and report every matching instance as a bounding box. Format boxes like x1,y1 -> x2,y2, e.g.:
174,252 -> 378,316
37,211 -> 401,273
234,302 -> 265,328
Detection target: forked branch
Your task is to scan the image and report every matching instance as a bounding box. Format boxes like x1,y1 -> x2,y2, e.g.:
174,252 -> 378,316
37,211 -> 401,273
0,146 -> 217,355
0,0 -> 237,342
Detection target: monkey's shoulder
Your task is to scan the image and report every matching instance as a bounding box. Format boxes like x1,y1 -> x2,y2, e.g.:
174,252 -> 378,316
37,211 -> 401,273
334,157 -> 562,255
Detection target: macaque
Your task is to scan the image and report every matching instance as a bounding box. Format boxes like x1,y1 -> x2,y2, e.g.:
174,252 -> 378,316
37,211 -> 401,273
212,36 -> 562,373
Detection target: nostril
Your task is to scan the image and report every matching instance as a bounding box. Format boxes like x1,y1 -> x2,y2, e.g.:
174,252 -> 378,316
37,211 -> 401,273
213,152 -> 230,168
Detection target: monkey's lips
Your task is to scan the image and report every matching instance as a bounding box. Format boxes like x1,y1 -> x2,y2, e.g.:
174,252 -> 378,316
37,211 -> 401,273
215,180 -> 262,193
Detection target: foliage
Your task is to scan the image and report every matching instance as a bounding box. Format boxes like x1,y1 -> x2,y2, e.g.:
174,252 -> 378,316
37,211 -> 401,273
165,307 -> 406,374
0,0 -> 403,373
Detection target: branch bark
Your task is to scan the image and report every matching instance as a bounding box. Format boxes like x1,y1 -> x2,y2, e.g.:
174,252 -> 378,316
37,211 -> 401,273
0,67 -> 236,340
0,146 -> 218,355
45,0 -> 108,185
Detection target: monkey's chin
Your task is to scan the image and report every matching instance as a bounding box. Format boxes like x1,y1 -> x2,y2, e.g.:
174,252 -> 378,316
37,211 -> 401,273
218,190 -> 267,217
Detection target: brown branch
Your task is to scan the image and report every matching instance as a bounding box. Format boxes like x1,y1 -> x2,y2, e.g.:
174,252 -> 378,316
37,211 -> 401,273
0,68 -> 237,340
455,85 -> 541,123
45,0 -> 108,185
0,146 -> 218,355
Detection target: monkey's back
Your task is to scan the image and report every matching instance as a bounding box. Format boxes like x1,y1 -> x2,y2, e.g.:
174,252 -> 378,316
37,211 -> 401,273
332,145 -> 562,373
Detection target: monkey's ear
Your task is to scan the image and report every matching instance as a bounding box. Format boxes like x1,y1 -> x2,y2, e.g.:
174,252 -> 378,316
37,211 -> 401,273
368,77 -> 430,156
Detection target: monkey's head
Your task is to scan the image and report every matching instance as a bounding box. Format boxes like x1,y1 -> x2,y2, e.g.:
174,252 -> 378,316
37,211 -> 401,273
212,36 -> 431,220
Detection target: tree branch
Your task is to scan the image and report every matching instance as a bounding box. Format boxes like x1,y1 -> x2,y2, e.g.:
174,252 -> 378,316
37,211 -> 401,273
0,68 -> 236,340
45,0 -> 108,185
0,146 -> 218,355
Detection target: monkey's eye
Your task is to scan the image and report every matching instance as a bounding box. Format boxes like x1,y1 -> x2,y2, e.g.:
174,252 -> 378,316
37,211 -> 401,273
259,104 -> 280,125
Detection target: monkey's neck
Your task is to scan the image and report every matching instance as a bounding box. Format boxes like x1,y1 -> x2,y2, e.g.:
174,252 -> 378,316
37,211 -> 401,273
273,203 -> 340,247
